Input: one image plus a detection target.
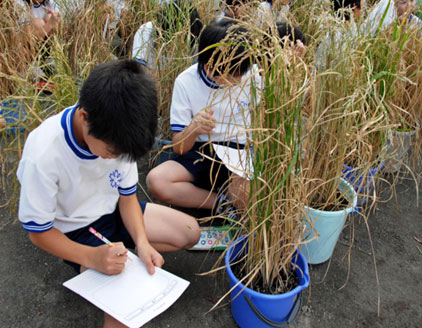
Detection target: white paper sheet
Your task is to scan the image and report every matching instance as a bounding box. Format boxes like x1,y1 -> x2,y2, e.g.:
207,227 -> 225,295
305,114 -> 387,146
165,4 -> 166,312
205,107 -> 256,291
63,252 -> 189,328
213,144 -> 253,180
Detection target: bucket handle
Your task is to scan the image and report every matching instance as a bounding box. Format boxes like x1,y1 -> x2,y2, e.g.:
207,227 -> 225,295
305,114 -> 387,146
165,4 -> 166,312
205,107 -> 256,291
244,291 -> 303,328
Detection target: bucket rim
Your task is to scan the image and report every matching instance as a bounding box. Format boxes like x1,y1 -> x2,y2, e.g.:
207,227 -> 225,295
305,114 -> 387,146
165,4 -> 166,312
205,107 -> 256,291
224,236 -> 310,300
304,178 -> 358,216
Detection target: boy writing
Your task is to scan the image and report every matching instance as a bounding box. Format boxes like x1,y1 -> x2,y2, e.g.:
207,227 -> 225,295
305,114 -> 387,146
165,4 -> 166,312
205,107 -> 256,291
17,59 -> 200,328
146,20 -> 261,221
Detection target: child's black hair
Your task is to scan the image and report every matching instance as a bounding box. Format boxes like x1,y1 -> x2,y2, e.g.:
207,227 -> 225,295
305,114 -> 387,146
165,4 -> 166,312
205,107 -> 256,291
276,21 -> 306,47
332,0 -> 361,21
23,0 -> 50,5
79,59 -> 157,162
156,0 -> 203,49
197,19 -> 250,77
224,0 -> 252,6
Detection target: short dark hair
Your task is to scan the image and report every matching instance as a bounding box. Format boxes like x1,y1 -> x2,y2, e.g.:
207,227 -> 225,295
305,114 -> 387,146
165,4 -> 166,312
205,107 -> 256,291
197,19 -> 250,77
79,59 -> 158,162
332,0 -> 361,20
276,22 -> 306,47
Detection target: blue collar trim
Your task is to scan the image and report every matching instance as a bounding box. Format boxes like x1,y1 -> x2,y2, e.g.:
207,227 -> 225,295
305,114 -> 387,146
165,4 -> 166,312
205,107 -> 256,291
199,64 -> 220,89
408,14 -> 414,23
33,1 -> 46,9
61,104 -> 98,160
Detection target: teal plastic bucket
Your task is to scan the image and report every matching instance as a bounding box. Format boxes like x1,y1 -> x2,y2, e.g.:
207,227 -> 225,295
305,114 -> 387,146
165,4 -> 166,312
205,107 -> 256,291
225,236 -> 310,328
300,178 -> 357,265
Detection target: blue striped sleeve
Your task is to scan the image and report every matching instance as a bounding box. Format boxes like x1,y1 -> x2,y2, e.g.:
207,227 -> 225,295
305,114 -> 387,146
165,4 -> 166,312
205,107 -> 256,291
171,124 -> 186,133
134,58 -> 147,66
118,184 -> 137,196
22,221 -> 54,233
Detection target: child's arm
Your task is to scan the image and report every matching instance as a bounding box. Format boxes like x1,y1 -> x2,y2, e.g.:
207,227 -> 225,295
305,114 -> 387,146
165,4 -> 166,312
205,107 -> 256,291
118,194 -> 164,275
28,228 -> 128,275
30,12 -> 60,39
172,109 -> 216,155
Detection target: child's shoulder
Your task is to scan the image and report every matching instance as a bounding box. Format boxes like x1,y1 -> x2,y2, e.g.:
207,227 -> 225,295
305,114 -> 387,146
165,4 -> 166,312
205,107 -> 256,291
176,63 -> 200,84
23,108 -> 67,159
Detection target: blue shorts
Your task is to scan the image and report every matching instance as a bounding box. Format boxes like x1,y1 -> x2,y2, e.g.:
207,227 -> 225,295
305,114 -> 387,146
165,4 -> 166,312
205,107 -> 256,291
172,141 -> 244,192
64,201 -> 147,273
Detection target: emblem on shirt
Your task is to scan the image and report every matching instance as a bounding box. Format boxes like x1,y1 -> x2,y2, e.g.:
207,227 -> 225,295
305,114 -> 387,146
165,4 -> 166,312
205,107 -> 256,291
109,170 -> 121,188
236,100 -> 250,113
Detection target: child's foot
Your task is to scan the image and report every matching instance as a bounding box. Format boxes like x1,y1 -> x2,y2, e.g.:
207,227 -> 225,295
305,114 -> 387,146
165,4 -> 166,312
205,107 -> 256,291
214,193 -> 240,224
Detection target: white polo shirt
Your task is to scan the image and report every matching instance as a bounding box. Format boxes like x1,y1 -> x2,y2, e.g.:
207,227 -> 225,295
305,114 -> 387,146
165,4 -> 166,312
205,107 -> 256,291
17,104 -> 138,234
14,0 -> 60,24
170,63 -> 261,145
132,21 -> 156,69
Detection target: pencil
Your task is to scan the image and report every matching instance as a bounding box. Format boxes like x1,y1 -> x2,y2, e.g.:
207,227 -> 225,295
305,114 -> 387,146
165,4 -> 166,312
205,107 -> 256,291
89,227 -> 113,246
89,227 -> 132,261
42,5 -> 55,15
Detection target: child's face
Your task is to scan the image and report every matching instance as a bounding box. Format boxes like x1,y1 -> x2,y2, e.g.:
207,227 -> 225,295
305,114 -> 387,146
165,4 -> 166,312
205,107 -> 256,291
396,0 -> 416,17
228,1 -> 254,19
290,40 -> 306,59
78,109 -> 119,159
353,0 -> 364,19
212,73 -> 243,87
83,133 -> 119,159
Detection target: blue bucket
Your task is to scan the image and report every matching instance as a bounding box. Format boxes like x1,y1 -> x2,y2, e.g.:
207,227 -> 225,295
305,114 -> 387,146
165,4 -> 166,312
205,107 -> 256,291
0,99 -> 26,133
341,163 -> 383,206
225,236 -> 310,328
300,178 -> 357,265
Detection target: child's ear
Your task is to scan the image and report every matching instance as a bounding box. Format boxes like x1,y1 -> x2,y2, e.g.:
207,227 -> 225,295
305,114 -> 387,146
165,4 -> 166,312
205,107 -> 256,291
78,107 -> 89,124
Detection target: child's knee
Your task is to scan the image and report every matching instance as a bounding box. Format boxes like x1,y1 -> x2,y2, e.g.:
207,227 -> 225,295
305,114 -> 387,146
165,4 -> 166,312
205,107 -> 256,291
146,168 -> 172,201
146,168 -> 163,193
186,220 -> 201,247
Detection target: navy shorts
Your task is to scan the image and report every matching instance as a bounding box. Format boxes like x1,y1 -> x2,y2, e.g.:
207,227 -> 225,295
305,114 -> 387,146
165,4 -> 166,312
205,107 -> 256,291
172,141 -> 244,192
64,201 -> 147,273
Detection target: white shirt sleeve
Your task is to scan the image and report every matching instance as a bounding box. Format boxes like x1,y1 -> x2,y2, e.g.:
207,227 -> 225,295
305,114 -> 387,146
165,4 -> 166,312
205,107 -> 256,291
132,21 -> 155,66
170,77 -> 193,133
17,158 -> 58,232
363,0 -> 397,35
13,0 -> 30,25
117,161 -> 138,196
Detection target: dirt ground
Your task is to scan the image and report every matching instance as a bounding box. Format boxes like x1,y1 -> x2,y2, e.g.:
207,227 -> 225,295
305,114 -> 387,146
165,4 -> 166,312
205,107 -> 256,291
0,158 -> 421,327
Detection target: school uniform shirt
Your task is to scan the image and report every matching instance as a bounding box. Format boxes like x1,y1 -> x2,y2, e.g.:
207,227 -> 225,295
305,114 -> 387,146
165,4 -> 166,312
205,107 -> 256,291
407,13 -> 422,28
132,21 -> 156,69
314,20 -> 358,71
363,0 -> 422,34
14,0 -> 60,24
17,104 -> 138,234
106,0 -> 128,29
170,63 -> 261,145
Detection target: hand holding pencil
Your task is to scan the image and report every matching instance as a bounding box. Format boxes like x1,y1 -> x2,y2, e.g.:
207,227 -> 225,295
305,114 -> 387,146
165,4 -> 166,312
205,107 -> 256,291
42,6 -> 61,32
89,227 -> 129,275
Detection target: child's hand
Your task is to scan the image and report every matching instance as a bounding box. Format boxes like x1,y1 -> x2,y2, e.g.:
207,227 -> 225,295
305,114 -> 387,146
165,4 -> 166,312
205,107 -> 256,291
44,12 -> 61,33
136,242 -> 164,275
190,110 -> 216,135
92,242 -> 128,275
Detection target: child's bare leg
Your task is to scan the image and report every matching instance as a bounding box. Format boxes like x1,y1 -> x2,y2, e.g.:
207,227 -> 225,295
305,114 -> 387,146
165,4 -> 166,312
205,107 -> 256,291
143,203 -> 200,251
104,313 -> 127,328
146,161 -> 218,209
227,174 -> 249,210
